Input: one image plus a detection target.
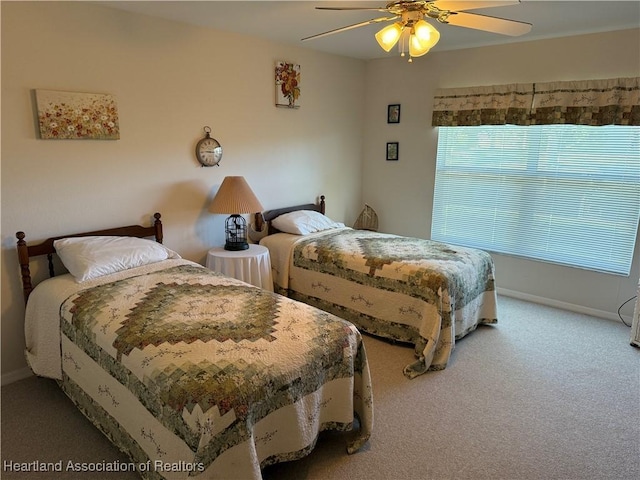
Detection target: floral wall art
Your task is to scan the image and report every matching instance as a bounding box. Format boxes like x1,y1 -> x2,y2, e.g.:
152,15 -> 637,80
35,89 -> 120,139
275,62 -> 301,108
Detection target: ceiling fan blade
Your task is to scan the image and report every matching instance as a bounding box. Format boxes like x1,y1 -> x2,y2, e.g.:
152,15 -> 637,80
302,16 -> 398,41
433,1 -> 521,12
315,7 -> 391,12
445,11 -> 532,36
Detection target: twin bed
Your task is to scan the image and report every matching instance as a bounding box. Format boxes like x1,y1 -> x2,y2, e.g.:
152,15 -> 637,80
258,196 -> 498,379
16,213 -> 373,480
16,198 -> 497,478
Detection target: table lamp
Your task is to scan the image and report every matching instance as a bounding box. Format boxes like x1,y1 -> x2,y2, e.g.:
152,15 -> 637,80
209,176 -> 264,251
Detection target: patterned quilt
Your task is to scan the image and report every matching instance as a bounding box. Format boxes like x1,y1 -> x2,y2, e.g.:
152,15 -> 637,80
58,263 -> 373,479
273,229 -> 497,378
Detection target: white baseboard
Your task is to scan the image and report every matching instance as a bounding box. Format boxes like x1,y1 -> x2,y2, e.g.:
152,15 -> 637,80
1,367 -> 34,386
497,288 -> 624,323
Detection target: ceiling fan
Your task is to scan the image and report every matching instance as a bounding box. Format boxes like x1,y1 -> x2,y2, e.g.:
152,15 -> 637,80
302,1 -> 533,61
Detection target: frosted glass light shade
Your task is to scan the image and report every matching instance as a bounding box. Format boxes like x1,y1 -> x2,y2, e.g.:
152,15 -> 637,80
409,34 -> 431,57
375,22 -> 404,52
410,20 -> 440,56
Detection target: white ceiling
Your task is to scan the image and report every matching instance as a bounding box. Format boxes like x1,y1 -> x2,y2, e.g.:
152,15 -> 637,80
98,1 -> 640,60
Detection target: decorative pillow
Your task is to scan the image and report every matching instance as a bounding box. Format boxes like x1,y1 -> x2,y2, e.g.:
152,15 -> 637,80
271,210 -> 345,235
53,236 -> 181,282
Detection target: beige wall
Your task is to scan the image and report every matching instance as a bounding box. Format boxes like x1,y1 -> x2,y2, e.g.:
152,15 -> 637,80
1,2 -> 365,380
362,28 -> 640,320
2,2 -> 638,382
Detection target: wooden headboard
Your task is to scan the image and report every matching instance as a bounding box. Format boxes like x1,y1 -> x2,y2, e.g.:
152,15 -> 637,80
16,213 -> 163,303
255,195 -> 326,235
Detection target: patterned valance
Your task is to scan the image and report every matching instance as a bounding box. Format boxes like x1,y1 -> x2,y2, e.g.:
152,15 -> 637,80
433,77 -> 640,127
531,77 -> 640,126
432,83 -> 533,126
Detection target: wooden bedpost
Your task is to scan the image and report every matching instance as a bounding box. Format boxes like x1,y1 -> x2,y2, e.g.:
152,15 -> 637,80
319,195 -> 326,214
16,232 -> 34,303
153,213 -> 163,244
254,212 -> 265,232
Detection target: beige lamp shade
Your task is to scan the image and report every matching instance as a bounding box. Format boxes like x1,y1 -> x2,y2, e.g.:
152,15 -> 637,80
209,176 -> 264,214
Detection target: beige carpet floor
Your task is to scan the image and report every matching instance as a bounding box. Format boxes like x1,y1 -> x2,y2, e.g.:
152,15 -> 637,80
2,295 -> 638,480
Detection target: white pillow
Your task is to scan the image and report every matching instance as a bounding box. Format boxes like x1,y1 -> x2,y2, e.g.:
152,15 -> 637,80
271,210 -> 345,235
53,236 -> 181,282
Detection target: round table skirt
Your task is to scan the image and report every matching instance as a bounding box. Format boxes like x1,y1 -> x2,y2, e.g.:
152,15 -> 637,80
206,245 -> 274,292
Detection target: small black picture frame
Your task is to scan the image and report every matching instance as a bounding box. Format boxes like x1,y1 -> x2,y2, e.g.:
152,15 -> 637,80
386,142 -> 399,161
387,104 -> 400,123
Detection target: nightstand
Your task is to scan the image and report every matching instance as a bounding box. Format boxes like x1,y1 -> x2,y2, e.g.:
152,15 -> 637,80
206,244 -> 274,291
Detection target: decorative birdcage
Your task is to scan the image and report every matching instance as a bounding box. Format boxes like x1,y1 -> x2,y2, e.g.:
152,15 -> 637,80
225,214 -> 249,251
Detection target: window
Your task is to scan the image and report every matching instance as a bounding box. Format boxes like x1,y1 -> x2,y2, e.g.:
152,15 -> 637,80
431,124 -> 640,275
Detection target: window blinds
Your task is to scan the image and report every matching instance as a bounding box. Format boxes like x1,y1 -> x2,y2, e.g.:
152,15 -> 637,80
431,124 -> 640,275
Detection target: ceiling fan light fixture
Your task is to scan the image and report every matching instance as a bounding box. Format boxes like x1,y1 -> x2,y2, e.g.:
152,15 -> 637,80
306,1 -> 531,62
375,22 -> 403,52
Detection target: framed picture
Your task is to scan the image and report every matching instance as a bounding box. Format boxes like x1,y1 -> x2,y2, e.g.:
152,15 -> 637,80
386,142 -> 399,161
35,89 -> 120,140
275,61 -> 301,108
387,104 -> 400,123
